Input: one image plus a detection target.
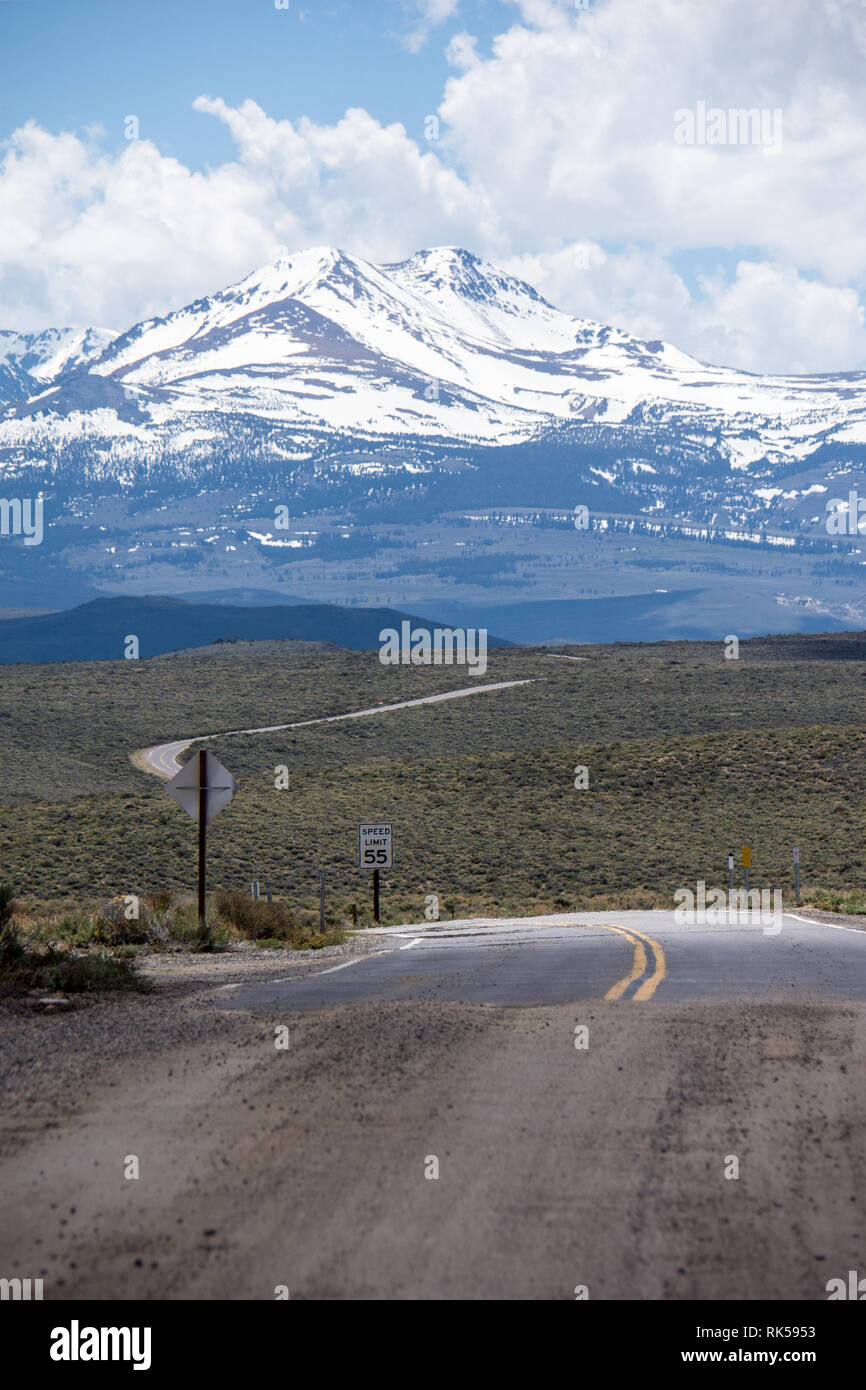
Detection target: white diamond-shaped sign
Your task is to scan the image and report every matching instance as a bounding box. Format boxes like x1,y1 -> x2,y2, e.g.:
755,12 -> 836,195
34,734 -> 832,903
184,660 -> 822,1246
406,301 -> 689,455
165,751 -> 237,823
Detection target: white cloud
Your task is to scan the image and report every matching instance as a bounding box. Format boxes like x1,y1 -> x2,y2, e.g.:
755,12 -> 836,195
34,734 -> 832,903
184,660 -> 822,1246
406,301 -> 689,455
444,29 -> 480,70
437,0 -> 866,283
1,0 -> 865,372
401,0 -> 460,53
0,101 -> 495,334
692,261 -> 866,375
503,245 -> 866,374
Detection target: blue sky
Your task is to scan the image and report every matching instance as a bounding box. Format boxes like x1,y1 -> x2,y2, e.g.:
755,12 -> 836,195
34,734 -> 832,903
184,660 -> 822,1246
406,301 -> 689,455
1,0 -> 864,374
0,0 -> 498,167
0,0 -> 752,294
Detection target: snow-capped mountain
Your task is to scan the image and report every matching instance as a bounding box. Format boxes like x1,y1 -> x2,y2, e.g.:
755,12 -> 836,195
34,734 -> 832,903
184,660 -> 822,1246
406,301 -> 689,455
0,248 -> 864,531
0,326 -> 117,402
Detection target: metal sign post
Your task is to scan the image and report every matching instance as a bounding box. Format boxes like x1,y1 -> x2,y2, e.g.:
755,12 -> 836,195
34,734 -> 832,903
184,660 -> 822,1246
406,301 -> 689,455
727,852 -> 734,897
197,750 -> 207,921
165,750 -> 238,921
794,847 -> 800,906
359,822 -> 392,926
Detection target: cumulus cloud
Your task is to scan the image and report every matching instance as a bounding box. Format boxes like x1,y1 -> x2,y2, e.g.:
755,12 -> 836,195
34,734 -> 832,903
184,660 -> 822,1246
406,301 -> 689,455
0,101 -> 495,334
437,0 -> 866,281
0,0 -> 864,372
503,245 -> 866,374
691,261 -> 866,375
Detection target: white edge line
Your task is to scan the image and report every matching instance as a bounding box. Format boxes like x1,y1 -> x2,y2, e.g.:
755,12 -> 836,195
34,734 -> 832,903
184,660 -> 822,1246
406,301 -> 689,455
215,949 -> 398,992
784,911 -> 866,935
317,952 -> 395,975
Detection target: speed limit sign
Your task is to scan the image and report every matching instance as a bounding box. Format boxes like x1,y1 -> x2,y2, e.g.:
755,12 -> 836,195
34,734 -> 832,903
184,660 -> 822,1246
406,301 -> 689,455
359,823 -> 392,869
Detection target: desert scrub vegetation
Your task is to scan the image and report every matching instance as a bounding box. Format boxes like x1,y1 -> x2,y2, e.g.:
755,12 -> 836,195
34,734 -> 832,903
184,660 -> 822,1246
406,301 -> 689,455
2,634 -> 866,912
214,889 -> 345,948
4,719 -> 862,914
0,883 -> 146,996
16,894 -> 230,955
9,888 -> 342,958
2,634 -> 866,805
801,889 -> 866,915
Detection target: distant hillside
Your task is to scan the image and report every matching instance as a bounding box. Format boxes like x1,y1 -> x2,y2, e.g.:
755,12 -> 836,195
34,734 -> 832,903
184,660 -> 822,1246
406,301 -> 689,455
1,628 -> 865,906
407,590 -> 857,645
0,595 -> 512,664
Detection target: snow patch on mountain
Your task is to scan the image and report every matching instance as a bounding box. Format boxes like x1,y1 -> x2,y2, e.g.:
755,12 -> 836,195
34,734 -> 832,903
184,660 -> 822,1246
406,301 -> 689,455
0,326 -> 117,379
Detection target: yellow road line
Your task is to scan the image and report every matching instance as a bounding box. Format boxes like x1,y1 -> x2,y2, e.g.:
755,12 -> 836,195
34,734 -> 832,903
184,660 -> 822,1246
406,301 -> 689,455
628,925 -> 667,1000
601,925 -> 648,1000
596,922 -> 667,1001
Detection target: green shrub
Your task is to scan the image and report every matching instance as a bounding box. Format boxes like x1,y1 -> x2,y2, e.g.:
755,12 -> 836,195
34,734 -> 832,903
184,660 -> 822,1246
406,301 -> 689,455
146,888 -> 173,913
94,895 -> 152,945
146,902 -> 227,951
48,909 -> 101,947
215,890 -> 298,941
0,944 -> 147,995
0,883 -> 21,964
214,889 -> 344,949
0,883 -> 14,930
38,950 -> 145,993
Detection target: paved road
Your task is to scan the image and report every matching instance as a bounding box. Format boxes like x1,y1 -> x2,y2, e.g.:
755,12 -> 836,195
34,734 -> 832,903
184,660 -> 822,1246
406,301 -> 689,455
133,679 -> 537,778
221,910 -> 866,1011
4,908 -> 864,1300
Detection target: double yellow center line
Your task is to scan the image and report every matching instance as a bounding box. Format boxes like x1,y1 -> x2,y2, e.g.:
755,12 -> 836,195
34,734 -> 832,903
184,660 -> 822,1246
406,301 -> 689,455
597,922 -> 667,1001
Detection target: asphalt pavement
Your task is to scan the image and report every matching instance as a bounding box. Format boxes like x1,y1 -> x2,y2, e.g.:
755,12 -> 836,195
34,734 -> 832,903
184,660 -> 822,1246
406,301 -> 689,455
220,910 -> 866,1011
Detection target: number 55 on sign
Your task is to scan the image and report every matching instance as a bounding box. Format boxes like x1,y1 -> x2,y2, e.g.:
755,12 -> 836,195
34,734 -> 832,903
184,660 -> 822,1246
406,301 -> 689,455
359,823 -> 392,868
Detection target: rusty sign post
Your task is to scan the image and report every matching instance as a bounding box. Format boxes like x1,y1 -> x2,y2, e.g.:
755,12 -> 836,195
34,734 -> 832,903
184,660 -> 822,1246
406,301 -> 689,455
165,750 -> 238,921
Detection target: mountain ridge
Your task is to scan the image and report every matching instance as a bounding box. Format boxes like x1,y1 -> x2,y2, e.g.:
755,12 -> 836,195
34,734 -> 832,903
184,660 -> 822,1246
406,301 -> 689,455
0,593 -> 514,665
0,245 -> 864,539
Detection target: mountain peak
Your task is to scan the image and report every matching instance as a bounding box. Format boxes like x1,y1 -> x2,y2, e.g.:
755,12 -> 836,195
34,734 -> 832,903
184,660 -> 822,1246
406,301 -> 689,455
0,325 -> 117,379
404,246 -> 480,267
246,244 -> 353,285
385,244 -> 551,312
